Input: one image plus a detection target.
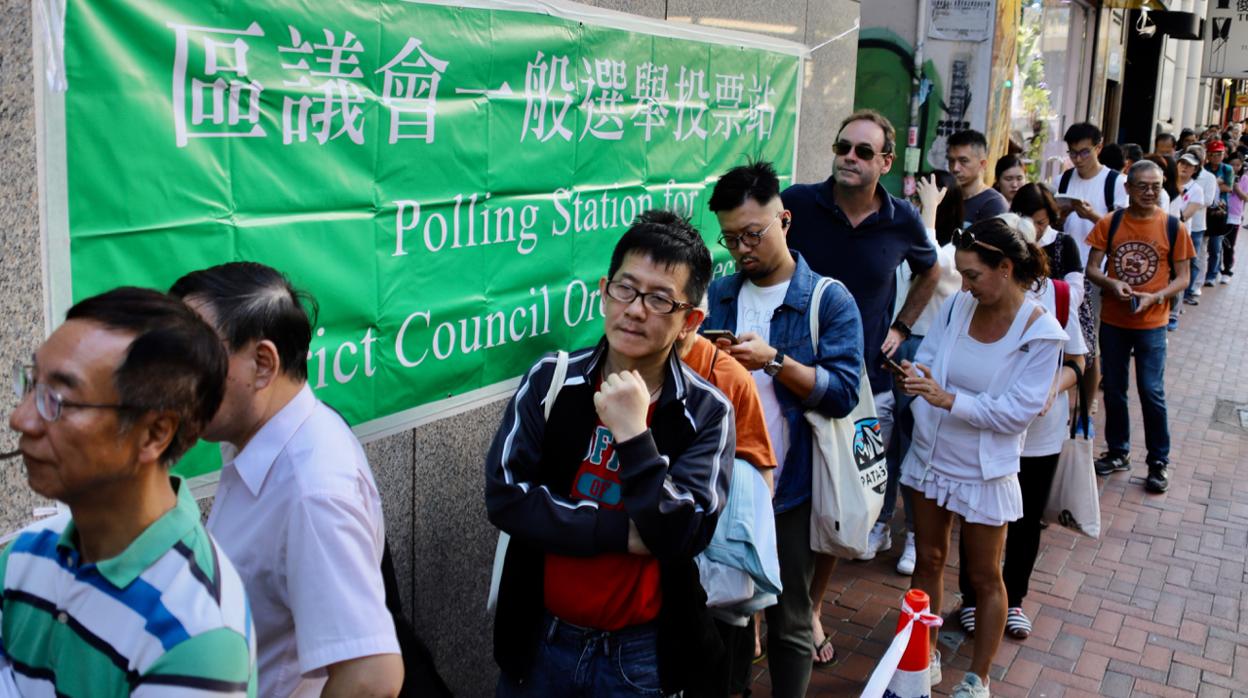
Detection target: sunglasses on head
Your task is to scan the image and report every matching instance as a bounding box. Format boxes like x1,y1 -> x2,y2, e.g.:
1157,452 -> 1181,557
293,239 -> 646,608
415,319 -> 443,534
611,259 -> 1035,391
834,140 -> 888,160
951,227 -> 1006,254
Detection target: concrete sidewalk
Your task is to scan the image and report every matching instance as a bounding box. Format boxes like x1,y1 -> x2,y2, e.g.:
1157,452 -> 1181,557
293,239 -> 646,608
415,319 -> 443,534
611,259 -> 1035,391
750,253 -> 1248,696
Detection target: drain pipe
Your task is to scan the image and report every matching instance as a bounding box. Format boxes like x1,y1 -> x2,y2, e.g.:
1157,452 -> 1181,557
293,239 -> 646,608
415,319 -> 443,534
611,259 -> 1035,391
904,0 -> 931,197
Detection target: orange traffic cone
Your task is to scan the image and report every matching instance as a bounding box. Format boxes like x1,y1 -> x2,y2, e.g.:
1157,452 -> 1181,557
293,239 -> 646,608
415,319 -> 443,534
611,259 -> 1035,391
861,589 -> 944,698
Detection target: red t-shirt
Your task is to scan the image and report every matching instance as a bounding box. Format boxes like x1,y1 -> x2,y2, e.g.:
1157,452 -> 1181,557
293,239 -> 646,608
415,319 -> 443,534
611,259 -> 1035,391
543,402 -> 661,630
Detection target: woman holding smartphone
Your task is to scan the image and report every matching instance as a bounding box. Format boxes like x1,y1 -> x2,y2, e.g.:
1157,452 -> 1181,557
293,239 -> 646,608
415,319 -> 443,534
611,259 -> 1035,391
898,215 -> 1067,698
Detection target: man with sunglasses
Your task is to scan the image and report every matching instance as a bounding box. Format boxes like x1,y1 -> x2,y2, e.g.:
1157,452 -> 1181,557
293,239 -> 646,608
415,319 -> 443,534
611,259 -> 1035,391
780,109 -> 938,568
3,287 -> 256,696
703,161 -> 863,698
485,210 -> 734,696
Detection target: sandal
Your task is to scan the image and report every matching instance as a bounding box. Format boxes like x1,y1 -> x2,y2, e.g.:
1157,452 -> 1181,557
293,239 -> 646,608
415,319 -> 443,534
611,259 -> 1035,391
958,606 -> 976,636
1005,607 -> 1032,639
812,636 -> 836,667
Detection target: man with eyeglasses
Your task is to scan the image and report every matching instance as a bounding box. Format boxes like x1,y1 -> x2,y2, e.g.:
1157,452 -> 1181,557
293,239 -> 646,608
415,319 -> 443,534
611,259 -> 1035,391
1085,160 -> 1194,494
485,210 -> 734,696
701,161 -> 863,698
2,287 -> 256,696
781,110 -> 937,594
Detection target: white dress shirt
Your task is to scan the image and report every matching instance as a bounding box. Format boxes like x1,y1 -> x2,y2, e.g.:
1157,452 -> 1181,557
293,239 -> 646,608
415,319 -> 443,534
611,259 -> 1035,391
207,385 -> 399,698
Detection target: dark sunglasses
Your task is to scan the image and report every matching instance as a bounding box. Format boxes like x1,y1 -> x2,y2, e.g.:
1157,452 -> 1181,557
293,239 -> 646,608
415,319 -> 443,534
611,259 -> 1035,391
834,140 -> 889,160
951,227 -> 1005,254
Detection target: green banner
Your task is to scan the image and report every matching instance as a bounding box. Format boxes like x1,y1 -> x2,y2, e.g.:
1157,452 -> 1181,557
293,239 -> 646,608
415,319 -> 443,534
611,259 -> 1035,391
55,0 -> 803,478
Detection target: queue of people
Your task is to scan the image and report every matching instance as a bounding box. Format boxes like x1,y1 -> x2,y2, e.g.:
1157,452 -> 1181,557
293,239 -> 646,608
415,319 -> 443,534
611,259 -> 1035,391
0,109 -> 1232,698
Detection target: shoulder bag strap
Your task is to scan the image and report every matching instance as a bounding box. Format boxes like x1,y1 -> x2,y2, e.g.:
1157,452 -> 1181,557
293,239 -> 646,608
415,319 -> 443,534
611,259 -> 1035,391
1053,279 -> 1070,328
809,276 -> 831,354
1104,169 -> 1120,210
544,350 -> 568,421
1059,168 -> 1074,195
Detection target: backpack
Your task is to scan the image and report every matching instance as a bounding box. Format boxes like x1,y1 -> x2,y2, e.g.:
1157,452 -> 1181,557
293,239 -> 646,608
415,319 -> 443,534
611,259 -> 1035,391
1104,208 -> 1181,283
1059,167 -> 1120,212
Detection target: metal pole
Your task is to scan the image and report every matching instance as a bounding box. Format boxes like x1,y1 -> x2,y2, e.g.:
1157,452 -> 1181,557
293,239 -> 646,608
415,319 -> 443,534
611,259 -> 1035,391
904,0 -> 931,196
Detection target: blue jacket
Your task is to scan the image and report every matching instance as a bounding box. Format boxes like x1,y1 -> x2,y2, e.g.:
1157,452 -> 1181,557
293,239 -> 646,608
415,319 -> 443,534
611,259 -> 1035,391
704,252 -> 863,513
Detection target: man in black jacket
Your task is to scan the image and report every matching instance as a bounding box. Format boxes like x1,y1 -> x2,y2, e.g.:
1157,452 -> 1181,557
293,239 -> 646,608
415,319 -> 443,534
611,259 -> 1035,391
485,210 -> 735,696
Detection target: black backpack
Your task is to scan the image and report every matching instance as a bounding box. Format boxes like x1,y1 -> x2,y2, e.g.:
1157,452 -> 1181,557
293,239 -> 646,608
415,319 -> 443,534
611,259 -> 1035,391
1059,167 -> 1120,212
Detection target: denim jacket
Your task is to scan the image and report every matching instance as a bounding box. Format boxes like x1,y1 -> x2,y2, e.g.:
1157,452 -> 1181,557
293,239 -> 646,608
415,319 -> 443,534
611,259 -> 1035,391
705,252 -> 863,513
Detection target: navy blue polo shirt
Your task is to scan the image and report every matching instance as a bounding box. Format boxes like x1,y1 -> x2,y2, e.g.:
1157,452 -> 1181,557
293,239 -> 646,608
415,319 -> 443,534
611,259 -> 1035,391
782,178 -> 936,394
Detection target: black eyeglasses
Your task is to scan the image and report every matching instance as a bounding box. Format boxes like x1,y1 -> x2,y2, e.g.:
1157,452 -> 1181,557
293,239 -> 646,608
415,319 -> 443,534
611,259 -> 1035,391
834,140 -> 889,160
1068,147 -> 1095,160
603,281 -> 693,315
951,228 -> 1005,254
13,363 -> 148,422
1131,182 -> 1163,193
718,213 -> 782,250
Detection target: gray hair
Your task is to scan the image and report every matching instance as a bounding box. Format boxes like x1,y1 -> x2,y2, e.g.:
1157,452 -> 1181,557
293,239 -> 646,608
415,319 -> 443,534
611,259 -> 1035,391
1126,159 -> 1164,185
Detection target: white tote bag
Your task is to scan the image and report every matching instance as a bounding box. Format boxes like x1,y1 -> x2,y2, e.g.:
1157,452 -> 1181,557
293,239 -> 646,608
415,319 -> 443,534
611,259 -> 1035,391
807,277 -> 887,558
1043,378 -> 1101,538
486,351 -> 568,614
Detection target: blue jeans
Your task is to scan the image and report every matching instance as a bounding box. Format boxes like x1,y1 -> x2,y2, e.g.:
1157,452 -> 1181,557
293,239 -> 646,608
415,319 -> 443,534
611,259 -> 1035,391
1186,229 -> 1205,298
1206,231 -> 1225,283
496,614 -> 666,697
876,334 -> 921,531
1099,323 -> 1170,464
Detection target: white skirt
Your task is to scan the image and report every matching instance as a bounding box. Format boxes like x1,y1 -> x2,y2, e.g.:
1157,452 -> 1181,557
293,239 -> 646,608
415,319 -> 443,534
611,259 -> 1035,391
900,454 -> 1023,527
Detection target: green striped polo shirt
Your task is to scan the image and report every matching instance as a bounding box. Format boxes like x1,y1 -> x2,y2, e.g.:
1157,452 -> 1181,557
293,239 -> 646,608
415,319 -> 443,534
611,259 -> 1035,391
0,477 -> 256,697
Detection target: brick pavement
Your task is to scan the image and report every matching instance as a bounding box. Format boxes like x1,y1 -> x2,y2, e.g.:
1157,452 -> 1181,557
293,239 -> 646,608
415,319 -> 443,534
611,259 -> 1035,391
750,254 -> 1248,697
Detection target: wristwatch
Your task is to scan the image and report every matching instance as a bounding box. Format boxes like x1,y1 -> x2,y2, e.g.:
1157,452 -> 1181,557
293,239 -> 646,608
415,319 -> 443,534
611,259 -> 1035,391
763,349 -> 785,376
890,319 -> 913,340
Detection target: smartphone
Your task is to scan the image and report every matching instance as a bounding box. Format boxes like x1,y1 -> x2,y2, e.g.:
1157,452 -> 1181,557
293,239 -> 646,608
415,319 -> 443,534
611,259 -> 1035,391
882,356 -> 909,377
1129,295 -> 1141,312
701,329 -> 738,344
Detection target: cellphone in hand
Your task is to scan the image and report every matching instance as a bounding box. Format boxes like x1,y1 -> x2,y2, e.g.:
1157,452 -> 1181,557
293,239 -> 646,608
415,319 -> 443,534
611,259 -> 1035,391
882,356 -> 908,377
1129,295 -> 1140,312
701,329 -> 738,344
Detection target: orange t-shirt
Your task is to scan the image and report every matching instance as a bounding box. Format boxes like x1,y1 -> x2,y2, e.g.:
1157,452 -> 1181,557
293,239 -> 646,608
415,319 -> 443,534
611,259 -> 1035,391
1087,208 -> 1195,330
682,335 -> 778,471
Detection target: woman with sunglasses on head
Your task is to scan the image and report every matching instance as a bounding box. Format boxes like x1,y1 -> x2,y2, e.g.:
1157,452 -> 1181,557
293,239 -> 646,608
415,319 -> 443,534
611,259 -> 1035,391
897,215 -> 1067,698
950,210 -> 1088,642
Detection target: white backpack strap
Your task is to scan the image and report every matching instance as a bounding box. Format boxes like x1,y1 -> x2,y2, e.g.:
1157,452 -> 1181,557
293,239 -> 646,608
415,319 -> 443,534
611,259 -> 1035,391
544,350 -> 569,421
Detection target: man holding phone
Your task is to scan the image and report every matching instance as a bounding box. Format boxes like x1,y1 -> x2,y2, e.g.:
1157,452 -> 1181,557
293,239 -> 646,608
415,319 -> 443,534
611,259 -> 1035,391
1085,160 -> 1195,494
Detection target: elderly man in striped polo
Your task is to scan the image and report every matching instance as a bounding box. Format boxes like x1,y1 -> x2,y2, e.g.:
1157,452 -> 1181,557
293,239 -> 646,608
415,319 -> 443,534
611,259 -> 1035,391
1,287 -> 255,697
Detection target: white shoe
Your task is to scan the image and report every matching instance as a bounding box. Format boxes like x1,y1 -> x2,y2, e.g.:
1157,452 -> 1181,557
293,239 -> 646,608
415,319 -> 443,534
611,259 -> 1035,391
929,649 -> 942,686
1194,287 -> 1203,297
858,522 -> 891,560
951,672 -> 990,698
896,532 -> 916,575
1221,275 -> 1232,285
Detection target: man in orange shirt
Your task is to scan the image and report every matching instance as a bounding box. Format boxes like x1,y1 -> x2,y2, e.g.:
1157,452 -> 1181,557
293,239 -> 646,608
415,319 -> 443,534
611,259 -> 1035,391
1086,160 -> 1195,494
679,319 -> 777,698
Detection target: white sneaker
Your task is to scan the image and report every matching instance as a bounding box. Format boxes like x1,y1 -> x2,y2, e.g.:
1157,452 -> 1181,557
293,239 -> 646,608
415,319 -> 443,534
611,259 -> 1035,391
1194,287 -> 1203,297
929,649 -> 942,686
896,532 -> 916,575
858,522 -> 891,560
951,672 -> 990,698
1221,275 -> 1232,285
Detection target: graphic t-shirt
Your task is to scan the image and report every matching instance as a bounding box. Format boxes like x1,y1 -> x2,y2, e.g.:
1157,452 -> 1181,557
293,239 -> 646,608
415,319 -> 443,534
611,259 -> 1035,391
1169,181 -> 1206,222
737,279 -> 790,480
544,400 -> 660,631
1086,208 -> 1196,330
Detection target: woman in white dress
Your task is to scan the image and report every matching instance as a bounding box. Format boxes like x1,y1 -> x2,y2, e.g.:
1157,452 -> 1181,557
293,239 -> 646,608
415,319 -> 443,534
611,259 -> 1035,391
898,215 -> 1068,698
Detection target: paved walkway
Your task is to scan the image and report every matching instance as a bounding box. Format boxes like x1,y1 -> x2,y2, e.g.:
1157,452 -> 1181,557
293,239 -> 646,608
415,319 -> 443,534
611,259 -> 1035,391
751,250 -> 1248,697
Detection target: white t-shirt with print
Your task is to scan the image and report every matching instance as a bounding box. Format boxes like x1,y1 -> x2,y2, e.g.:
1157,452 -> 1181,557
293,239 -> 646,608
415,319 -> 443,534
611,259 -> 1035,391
737,279 -> 791,480
1169,180 -> 1206,225
1052,166 -> 1129,266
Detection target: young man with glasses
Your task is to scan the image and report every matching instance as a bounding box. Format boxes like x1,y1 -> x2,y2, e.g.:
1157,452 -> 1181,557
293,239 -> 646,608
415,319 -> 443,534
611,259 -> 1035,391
780,110 -> 937,633
1085,160 -> 1194,493
2,287 -> 256,696
945,129 -> 1008,227
485,210 -> 734,696
703,161 -> 863,698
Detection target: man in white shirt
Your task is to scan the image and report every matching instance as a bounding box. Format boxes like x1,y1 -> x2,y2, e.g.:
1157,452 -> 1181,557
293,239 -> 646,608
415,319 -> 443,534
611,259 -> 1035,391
171,263 -> 403,698
1051,122 -> 1127,424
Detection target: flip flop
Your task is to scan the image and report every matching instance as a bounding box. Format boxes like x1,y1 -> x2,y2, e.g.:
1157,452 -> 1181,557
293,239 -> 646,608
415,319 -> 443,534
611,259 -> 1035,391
812,636 -> 836,667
